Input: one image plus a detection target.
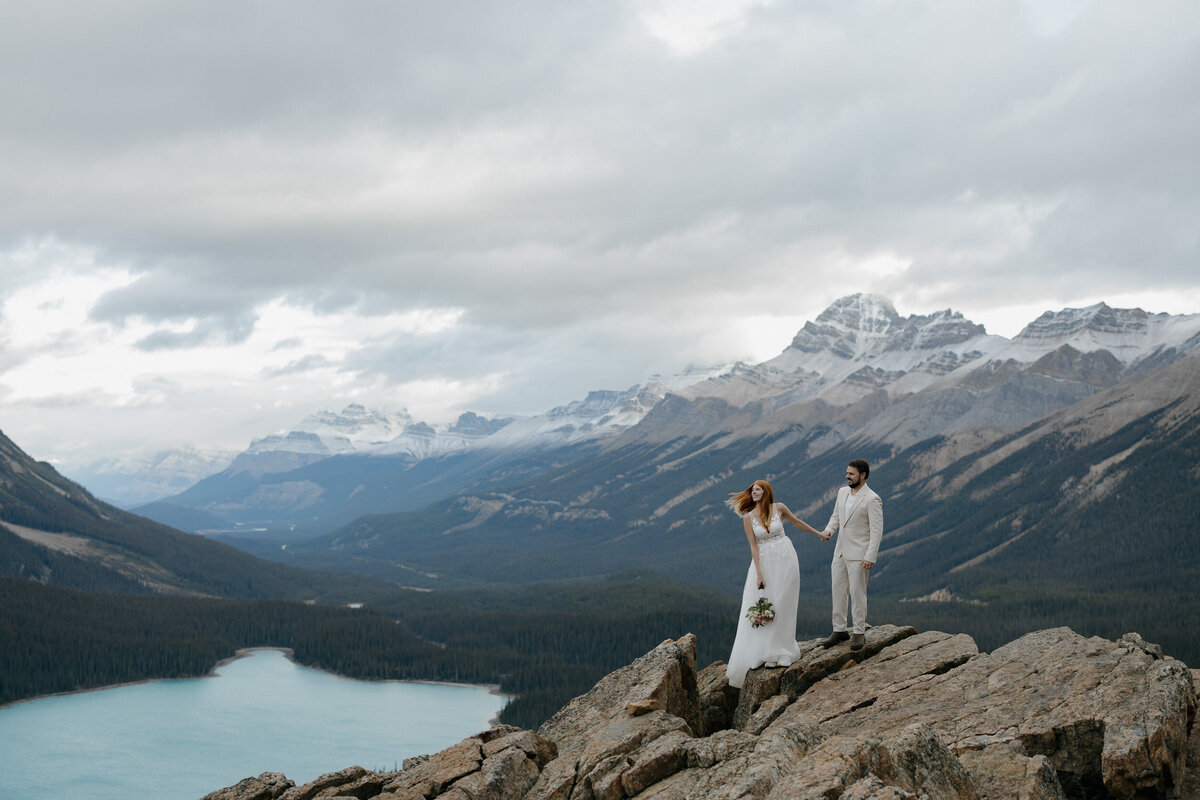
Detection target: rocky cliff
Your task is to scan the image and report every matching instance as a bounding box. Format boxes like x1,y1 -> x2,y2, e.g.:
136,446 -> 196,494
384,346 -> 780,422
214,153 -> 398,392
203,626 -> 1197,800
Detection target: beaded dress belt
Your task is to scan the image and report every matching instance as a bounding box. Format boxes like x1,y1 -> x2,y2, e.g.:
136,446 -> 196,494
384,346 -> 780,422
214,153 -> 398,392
756,529 -> 785,542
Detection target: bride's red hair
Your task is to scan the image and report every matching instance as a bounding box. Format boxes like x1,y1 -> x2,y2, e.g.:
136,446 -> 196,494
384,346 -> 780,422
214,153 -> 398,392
727,480 -> 774,527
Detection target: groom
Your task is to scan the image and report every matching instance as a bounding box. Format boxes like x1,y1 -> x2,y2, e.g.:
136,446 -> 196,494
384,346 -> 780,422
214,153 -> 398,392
820,459 -> 883,651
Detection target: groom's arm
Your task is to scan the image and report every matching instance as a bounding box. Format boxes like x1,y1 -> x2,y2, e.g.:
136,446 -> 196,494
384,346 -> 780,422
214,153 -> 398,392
863,494 -> 883,565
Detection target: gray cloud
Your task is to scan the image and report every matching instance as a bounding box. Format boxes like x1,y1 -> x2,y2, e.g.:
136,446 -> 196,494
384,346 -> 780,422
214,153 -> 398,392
135,314 -> 257,351
2,0 -> 1199,463
342,322 -> 539,388
86,271 -> 262,350
262,354 -> 335,378
6,4 -> 1194,321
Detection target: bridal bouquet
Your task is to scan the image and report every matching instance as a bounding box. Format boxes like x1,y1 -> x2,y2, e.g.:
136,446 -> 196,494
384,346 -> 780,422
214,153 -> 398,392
746,596 -> 776,628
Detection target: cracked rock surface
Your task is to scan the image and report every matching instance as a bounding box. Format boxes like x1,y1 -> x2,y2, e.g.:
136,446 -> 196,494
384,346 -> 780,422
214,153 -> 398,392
202,627 -> 1195,800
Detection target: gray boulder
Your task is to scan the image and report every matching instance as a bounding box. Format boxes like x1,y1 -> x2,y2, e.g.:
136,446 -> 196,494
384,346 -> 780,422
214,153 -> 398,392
770,627 -> 1194,799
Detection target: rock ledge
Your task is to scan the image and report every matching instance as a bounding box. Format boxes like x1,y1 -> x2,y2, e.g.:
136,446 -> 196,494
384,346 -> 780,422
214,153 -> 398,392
203,627 -> 1196,800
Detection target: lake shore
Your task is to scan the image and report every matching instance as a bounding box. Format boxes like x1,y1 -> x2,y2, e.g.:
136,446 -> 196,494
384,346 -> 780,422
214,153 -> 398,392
1,646 -> 514,716
227,647 -> 514,725
0,646 -> 511,800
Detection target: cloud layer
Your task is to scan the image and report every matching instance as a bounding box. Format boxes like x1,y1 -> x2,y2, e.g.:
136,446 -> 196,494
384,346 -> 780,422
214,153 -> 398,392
2,0 -> 1199,466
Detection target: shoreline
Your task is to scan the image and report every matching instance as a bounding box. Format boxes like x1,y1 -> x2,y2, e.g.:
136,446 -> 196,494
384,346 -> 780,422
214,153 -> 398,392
0,646 -> 514,721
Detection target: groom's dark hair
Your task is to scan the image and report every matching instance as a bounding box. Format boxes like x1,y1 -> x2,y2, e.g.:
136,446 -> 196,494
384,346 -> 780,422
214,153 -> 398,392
848,458 -> 870,479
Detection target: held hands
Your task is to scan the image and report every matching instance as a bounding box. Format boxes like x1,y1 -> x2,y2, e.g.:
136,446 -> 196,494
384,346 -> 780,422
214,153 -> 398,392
819,529 -> 832,542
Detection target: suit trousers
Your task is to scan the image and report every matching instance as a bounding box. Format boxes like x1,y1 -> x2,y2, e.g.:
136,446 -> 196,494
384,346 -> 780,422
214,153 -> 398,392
831,554 -> 869,634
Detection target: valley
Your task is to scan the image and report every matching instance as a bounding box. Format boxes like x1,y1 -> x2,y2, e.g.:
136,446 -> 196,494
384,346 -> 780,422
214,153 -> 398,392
153,296 -> 1197,612
4,293 -> 1199,734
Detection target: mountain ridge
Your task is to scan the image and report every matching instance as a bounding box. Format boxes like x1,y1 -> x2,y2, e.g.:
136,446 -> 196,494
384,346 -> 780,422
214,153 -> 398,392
0,427 -> 379,601
127,295 -> 1200,547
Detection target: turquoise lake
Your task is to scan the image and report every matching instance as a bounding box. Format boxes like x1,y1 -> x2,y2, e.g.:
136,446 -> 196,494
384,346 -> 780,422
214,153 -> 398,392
0,648 -> 507,800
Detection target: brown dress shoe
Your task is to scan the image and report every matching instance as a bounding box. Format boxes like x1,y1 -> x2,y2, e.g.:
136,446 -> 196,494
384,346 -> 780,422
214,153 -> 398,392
849,632 -> 865,651
821,631 -> 850,648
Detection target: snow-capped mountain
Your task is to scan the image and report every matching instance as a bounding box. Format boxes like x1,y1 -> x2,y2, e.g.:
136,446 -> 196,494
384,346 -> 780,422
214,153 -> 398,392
135,365 -> 730,531
140,294 -> 1200,535
226,366 -> 731,476
250,404 -> 413,452
469,382 -> 703,452
999,302 -> 1200,365
778,295 -> 1007,403
161,297 -> 1200,488
679,295 -> 1200,417
679,295 -> 1008,409
230,405 -> 423,474
289,297 -> 1200,592
66,447 -> 238,507
780,294 -> 995,364
369,414 -> 509,459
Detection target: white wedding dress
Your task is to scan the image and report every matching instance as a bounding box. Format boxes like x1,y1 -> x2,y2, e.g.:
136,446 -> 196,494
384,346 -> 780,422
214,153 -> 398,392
726,505 -> 802,689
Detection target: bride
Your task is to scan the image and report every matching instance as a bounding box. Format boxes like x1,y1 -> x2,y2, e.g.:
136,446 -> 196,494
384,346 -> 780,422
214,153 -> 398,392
725,479 -> 828,689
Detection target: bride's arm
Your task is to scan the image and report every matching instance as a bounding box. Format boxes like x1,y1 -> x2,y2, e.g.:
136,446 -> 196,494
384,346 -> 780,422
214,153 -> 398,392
744,516 -> 764,589
778,503 -> 821,536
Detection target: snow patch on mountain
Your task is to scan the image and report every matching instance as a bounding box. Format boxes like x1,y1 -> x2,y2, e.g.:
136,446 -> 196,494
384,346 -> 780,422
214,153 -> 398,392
440,365 -> 729,453
223,366 -> 729,473
479,387 -> 656,450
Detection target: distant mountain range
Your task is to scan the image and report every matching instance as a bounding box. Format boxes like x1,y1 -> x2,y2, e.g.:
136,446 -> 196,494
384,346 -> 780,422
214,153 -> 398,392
65,365 -> 724,509
134,366 -> 727,531
174,293 -> 1200,603
134,294 -> 1200,547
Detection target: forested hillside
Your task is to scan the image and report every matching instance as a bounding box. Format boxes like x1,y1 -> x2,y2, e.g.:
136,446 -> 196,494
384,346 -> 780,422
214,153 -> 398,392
0,573 -> 739,729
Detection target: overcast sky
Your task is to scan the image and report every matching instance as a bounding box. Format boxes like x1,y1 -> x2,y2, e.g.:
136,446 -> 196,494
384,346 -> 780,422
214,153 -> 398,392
2,0 -> 1198,468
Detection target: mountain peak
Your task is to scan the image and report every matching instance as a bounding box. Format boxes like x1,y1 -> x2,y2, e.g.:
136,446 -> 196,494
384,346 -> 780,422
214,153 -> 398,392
786,294 -> 985,360
242,404 -> 415,461
1005,302 -> 1200,365
818,293 -> 901,330
1014,302 -> 1149,342
300,405 -> 413,435
449,412 -> 512,436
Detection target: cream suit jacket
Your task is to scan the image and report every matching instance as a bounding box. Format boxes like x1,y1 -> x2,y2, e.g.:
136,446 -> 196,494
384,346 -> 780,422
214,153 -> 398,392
823,484 -> 883,563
